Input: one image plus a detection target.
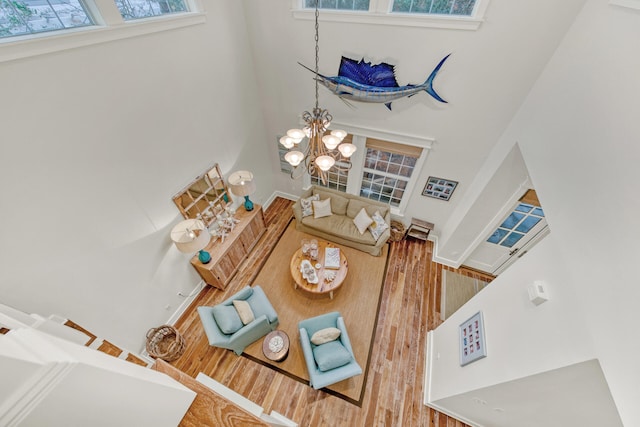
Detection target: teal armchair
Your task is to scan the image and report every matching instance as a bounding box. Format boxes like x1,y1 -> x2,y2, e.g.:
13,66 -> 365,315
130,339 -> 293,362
299,311 -> 362,390
198,285 -> 279,355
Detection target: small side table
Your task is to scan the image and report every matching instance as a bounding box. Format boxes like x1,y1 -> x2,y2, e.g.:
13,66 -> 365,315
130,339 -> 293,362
406,218 -> 434,241
262,330 -> 290,362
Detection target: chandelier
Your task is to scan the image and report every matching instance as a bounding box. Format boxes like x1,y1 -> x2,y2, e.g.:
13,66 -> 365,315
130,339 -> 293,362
279,0 -> 356,184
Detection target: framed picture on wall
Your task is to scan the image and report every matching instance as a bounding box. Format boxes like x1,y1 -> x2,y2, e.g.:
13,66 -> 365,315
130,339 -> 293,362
459,311 -> 487,366
422,176 -> 458,201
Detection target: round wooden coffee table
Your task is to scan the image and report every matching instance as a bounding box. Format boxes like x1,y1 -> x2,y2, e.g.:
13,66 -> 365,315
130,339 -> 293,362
262,330 -> 289,362
290,240 -> 348,299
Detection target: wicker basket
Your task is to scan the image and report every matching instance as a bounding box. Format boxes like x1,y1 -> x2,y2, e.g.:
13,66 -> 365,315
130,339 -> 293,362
389,220 -> 406,242
145,325 -> 186,362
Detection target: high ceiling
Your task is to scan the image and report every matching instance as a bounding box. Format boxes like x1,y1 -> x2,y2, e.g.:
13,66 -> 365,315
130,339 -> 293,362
242,0 -> 586,221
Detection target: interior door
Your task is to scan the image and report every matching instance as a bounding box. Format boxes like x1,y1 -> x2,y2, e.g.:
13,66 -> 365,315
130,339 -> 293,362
465,190 -> 549,275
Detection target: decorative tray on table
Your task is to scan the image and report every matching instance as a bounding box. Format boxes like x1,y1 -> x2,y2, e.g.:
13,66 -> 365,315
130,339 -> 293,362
324,247 -> 341,269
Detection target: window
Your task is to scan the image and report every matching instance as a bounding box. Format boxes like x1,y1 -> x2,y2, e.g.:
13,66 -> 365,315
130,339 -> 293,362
115,0 -> 187,21
486,203 -> 545,248
0,0 -> 93,38
359,138 -> 422,207
310,134 -> 352,191
1,0 -> 197,60
391,0 -> 476,16
278,124 -> 431,213
293,0 -> 489,30
311,165 -> 349,191
1,0 -> 202,62
304,0 -> 369,11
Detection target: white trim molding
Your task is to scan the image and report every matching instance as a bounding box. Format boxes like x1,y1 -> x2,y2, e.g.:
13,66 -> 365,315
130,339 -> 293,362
331,122 -> 435,150
291,0 -> 490,30
0,12 -> 206,63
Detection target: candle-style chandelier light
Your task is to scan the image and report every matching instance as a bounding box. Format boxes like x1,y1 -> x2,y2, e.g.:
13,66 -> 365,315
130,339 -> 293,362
279,0 -> 357,184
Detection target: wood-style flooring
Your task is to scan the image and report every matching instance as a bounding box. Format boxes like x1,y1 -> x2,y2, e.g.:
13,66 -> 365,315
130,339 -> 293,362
172,197 -> 494,427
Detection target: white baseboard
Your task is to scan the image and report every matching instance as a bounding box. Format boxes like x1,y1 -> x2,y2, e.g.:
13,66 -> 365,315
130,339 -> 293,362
424,331 -> 484,427
138,280 -> 205,356
430,234 -> 463,268
166,281 -> 204,327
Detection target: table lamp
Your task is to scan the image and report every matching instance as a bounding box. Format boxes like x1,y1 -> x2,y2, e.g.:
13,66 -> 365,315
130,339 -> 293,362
228,170 -> 256,211
170,219 -> 212,264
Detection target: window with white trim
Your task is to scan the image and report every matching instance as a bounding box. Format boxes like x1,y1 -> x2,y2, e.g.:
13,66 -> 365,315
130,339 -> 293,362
0,0 -> 190,41
392,0 -> 477,16
310,133 -> 425,210
115,0 -> 187,21
294,0 -> 489,30
0,0 -> 93,38
359,138 -> 422,207
304,0 -> 369,10
310,134 -> 352,192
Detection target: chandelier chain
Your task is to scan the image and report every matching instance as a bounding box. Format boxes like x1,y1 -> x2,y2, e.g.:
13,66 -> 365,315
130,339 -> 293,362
280,0 -> 356,185
314,0 -> 320,111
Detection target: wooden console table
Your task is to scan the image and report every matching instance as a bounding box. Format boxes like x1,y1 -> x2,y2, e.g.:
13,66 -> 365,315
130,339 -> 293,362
190,205 -> 266,290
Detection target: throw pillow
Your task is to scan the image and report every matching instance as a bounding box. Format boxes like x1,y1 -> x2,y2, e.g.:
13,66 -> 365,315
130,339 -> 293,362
314,190 -> 349,215
353,207 -> 373,234
368,210 -> 390,240
310,327 -> 341,345
313,198 -> 332,219
312,340 -> 353,372
300,194 -> 320,218
211,305 -> 243,335
232,300 -> 255,325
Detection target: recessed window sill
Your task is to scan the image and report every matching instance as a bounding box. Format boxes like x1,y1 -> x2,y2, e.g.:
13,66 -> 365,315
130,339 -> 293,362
291,9 -> 483,30
0,12 -> 206,63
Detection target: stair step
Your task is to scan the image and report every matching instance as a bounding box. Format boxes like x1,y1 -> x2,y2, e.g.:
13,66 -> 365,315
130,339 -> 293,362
97,339 -> 124,358
63,319 -> 97,346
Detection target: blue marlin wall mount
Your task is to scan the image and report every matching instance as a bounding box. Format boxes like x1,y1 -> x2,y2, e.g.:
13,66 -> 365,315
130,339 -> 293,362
299,53 -> 451,110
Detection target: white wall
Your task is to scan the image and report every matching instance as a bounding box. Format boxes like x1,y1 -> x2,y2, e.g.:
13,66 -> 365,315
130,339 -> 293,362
427,236 -> 596,404
500,1 -> 640,424
0,0 -> 273,352
432,359 -> 622,427
428,1 -> 640,425
243,0 -> 586,229
1,329 -> 196,426
434,144 -> 531,266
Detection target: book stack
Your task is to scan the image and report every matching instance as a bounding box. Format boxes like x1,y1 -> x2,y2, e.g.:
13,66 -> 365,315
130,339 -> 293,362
324,247 -> 341,269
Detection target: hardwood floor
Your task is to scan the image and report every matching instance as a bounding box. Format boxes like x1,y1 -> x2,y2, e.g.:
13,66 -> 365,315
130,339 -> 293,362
172,197 -> 494,427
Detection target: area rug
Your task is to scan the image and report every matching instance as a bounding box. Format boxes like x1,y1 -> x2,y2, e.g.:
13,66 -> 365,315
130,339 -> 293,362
440,270 -> 488,321
242,220 -> 389,406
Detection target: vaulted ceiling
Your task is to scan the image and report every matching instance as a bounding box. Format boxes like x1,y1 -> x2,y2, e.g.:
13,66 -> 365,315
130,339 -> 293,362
242,0 -> 586,218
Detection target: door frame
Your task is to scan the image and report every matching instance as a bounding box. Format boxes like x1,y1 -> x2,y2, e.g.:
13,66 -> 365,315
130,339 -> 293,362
463,185 -> 549,275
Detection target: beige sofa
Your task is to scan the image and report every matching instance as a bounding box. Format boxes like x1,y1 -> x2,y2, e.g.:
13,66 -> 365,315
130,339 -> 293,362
292,186 -> 391,256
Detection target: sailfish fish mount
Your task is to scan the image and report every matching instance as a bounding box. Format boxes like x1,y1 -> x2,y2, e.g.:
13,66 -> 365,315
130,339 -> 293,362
300,53 -> 451,110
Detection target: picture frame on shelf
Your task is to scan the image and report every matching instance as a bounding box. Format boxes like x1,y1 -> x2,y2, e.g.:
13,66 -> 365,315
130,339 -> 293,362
459,311 -> 487,366
422,176 -> 458,201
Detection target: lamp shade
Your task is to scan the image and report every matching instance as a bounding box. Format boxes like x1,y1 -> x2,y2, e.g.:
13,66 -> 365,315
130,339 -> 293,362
338,143 -> 357,158
315,155 -> 335,171
322,134 -> 341,150
170,219 -> 211,254
286,128 -> 305,142
331,129 -> 347,139
279,136 -> 295,149
285,150 -> 304,166
228,170 -> 256,197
